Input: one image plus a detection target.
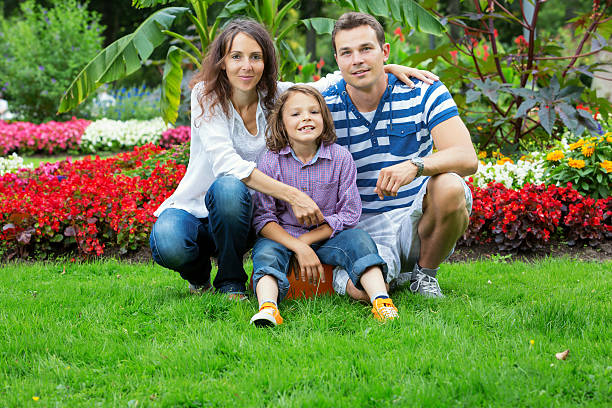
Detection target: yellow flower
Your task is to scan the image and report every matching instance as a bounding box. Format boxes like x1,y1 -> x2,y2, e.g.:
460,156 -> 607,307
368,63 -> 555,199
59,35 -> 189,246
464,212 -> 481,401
601,160 -> 612,173
478,151 -> 487,159
607,136 -> 612,143
32,396 -> 40,401
569,139 -> 585,150
530,339 -> 535,346
568,159 -> 586,169
581,143 -> 595,157
487,118 -> 492,123
492,151 -> 499,158
519,155 -> 528,161
477,126 -> 483,131
546,150 -> 564,161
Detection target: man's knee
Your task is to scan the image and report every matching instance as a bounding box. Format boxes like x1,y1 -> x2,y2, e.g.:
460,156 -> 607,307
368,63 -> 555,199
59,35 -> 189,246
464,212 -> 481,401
425,173 -> 467,216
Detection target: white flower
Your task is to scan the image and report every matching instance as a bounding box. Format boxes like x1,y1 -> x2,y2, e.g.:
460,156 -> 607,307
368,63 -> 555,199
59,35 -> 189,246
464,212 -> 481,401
472,159 -> 546,189
81,117 -> 170,152
0,153 -> 33,175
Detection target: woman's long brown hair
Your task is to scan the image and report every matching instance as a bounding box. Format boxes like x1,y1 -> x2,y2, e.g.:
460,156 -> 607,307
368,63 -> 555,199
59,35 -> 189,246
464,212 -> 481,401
189,19 -> 278,119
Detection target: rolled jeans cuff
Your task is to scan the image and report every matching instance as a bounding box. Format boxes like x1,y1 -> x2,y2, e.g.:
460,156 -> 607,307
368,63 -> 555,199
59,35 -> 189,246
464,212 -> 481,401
350,253 -> 387,290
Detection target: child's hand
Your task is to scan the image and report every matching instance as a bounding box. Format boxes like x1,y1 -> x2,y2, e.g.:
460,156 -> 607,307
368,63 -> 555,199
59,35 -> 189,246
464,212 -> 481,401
293,242 -> 325,285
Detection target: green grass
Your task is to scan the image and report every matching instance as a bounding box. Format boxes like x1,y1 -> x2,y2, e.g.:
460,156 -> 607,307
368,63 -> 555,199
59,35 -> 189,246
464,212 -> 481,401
0,259 -> 610,407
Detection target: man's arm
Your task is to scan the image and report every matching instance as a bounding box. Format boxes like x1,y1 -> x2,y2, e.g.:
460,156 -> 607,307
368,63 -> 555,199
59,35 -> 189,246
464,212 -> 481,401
375,116 -> 478,199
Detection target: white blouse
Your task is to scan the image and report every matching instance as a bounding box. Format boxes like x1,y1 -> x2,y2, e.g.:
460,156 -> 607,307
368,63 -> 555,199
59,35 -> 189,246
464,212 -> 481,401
154,73 -> 342,219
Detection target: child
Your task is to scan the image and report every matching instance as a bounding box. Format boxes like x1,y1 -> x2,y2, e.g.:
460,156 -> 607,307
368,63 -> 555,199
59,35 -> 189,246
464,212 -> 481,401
250,85 -> 399,327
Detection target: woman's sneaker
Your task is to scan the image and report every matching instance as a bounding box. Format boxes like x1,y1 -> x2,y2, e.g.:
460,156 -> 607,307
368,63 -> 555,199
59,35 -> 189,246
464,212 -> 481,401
250,302 -> 283,327
371,297 -> 399,321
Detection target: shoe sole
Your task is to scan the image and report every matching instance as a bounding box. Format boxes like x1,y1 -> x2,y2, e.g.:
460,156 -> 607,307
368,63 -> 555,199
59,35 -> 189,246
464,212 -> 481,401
250,314 -> 278,327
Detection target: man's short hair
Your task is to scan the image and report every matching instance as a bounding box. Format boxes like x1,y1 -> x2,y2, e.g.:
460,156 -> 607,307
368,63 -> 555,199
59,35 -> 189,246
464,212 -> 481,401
332,12 -> 386,54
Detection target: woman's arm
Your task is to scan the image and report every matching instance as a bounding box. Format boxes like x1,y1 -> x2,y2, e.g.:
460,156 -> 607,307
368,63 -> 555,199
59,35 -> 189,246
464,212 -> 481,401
243,168 -> 324,227
383,64 -> 439,87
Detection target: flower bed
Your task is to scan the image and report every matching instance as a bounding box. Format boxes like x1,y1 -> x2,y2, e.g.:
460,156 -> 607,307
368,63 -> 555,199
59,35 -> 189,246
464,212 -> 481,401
80,117 -> 169,152
0,118 -> 90,155
462,181 -> 611,251
0,144 -> 185,258
0,142 -> 609,260
0,117 -> 188,156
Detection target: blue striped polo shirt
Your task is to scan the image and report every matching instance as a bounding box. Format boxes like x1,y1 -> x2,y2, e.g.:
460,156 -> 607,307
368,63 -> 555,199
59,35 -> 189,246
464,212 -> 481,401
322,73 -> 459,214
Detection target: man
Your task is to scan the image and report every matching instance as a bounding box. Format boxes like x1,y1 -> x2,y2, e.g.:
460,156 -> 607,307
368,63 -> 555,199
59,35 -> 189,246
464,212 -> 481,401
323,12 -> 478,298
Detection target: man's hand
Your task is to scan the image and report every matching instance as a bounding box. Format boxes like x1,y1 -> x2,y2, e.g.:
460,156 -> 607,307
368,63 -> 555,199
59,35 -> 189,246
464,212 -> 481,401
374,161 -> 418,200
290,189 -> 325,226
292,242 -> 325,284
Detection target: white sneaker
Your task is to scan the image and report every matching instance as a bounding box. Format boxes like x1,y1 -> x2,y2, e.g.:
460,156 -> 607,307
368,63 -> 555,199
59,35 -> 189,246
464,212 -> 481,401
409,271 -> 445,298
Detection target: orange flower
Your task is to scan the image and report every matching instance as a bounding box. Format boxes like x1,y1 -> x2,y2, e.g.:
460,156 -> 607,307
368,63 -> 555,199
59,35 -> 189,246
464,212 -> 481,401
568,159 -> 586,169
297,64 -> 303,72
393,27 -> 405,42
497,157 -> 513,165
312,74 -> 320,81
546,150 -> 564,161
569,139 -> 585,150
600,160 -> 612,173
581,143 -> 595,157
478,151 -> 487,159
316,58 -> 325,70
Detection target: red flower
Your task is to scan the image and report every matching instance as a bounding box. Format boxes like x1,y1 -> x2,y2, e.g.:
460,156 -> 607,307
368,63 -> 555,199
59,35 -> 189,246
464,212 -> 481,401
449,50 -> 458,64
312,74 -> 321,81
393,27 -> 405,42
316,58 -> 325,70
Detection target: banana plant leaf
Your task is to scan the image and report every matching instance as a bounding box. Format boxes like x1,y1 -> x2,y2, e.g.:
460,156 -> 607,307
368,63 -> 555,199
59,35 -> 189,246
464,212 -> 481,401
58,7 -> 188,114
160,46 -> 185,125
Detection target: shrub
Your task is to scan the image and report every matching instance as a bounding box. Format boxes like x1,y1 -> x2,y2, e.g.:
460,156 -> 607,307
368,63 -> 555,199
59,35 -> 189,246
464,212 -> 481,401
473,154 -> 546,190
0,0 -> 104,122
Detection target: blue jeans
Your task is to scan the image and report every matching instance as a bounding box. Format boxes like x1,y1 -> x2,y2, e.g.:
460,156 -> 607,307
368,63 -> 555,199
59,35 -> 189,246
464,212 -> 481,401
252,228 -> 387,302
149,176 -> 254,293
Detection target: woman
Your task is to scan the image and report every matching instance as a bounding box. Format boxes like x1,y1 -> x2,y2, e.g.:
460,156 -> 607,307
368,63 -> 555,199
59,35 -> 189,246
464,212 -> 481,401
150,19 -> 437,299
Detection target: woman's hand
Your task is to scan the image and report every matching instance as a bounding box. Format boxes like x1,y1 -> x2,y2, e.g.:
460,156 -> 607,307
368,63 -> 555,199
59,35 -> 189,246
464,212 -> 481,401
383,64 -> 439,87
289,189 -> 325,226
292,242 -> 325,284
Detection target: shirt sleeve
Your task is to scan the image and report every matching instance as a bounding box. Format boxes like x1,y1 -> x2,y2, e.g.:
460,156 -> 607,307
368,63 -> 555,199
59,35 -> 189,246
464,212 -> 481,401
323,147 -> 361,237
252,152 -> 282,235
421,81 -> 459,132
277,71 -> 343,94
191,83 -> 257,180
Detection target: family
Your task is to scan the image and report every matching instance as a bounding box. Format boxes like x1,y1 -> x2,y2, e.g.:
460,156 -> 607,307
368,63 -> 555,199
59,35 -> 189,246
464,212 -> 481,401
149,12 -> 478,326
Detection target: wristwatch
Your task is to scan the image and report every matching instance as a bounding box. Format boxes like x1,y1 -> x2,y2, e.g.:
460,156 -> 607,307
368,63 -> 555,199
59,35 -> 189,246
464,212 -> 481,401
409,157 -> 424,178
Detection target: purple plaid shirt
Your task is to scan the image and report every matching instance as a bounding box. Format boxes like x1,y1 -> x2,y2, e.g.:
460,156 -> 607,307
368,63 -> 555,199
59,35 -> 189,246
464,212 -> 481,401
253,143 -> 361,238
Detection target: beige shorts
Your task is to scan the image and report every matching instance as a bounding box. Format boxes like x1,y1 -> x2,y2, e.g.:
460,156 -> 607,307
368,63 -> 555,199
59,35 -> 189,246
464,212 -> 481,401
333,173 -> 473,294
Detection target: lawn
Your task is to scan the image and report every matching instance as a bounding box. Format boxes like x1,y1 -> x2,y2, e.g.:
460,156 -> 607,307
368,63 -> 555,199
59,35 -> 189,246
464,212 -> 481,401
0,259 -> 610,407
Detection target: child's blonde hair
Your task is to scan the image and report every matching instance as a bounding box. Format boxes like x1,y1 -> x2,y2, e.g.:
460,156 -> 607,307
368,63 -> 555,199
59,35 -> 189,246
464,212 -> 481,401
266,85 -> 336,153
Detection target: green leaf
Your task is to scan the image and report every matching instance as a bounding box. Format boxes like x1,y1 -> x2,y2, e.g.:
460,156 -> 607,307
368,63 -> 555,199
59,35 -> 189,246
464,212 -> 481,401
515,99 -> 537,118
466,90 -> 481,103
596,173 -> 603,183
132,0 -> 175,8
301,18 -> 336,35
395,0 -> 446,36
539,105 -> 555,135
50,234 -> 63,243
160,46 -> 185,125
58,7 -> 189,114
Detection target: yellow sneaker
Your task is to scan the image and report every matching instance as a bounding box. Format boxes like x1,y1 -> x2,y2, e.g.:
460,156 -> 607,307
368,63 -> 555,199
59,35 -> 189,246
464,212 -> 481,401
250,302 -> 283,327
371,297 -> 399,321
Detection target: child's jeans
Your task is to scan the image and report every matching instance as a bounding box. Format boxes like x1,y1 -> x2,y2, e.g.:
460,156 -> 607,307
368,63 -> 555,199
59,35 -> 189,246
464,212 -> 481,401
252,228 -> 387,302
